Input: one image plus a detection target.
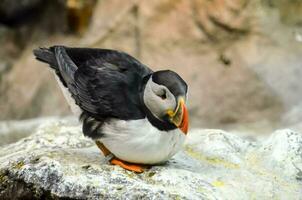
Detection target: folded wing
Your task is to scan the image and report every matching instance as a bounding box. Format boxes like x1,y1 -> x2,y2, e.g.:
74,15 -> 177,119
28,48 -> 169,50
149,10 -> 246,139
34,46 -> 152,120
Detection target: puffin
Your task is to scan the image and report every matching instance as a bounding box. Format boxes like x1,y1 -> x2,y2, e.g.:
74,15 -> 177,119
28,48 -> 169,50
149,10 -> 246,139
33,46 -> 189,173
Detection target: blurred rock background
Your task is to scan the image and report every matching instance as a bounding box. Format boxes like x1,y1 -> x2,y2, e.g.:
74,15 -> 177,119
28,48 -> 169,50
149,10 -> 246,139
0,0 -> 301,134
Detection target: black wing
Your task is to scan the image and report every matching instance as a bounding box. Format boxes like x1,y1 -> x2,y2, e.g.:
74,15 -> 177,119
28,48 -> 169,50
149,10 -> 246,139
34,46 -> 152,120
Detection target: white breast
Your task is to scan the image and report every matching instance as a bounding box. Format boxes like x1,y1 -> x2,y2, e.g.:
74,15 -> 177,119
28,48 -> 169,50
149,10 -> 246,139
100,118 -> 186,164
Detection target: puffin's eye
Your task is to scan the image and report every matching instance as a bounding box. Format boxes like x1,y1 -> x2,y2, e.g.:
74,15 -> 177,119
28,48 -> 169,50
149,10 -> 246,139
159,90 -> 167,100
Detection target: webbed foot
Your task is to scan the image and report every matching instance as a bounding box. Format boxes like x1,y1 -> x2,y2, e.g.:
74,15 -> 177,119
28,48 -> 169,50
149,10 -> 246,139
95,141 -> 145,173
110,157 -> 145,173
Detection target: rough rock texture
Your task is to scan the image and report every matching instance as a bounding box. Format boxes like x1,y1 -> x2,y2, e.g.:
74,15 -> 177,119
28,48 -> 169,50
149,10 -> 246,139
0,116 -> 77,146
0,120 -> 301,199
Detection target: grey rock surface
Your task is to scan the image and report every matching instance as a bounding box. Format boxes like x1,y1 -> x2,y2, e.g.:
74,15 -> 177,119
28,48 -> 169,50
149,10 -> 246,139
0,116 -> 78,146
0,120 -> 301,199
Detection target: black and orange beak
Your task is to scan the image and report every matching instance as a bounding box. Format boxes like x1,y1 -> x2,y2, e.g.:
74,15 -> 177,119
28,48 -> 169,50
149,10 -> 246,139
167,97 -> 189,134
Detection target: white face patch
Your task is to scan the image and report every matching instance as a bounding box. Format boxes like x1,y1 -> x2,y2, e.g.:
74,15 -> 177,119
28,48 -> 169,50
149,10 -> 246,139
143,77 -> 176,120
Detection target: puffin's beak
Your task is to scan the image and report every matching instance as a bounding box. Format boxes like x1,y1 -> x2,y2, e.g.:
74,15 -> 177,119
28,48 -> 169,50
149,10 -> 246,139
167,97 -> 189,134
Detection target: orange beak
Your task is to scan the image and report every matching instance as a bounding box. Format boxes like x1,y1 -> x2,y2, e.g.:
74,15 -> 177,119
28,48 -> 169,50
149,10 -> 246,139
167,98 -> 189,134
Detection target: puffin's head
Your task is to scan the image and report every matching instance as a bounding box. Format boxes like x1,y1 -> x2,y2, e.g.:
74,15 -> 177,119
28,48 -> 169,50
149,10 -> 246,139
143,70 -> 189,134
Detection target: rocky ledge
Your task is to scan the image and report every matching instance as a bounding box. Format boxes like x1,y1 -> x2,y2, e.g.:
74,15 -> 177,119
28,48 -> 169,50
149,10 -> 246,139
0,120 -> 301,199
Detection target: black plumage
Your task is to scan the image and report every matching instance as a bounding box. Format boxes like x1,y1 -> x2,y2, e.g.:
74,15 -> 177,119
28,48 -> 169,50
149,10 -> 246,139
152,70 -> 187,98
33,46 -> 186,139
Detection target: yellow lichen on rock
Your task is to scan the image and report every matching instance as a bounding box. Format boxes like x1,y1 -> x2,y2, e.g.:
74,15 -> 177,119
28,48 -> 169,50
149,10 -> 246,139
212,180 -> 225,187
185,146 -> 240,169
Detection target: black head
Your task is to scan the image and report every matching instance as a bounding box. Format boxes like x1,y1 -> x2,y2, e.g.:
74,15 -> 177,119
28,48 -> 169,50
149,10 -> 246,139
142,70 -> 189,134
152,70 -> 188,98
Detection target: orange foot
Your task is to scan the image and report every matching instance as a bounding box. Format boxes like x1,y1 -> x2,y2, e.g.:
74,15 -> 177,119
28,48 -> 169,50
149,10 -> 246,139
95,141 -> 146,173
110,158 -> 145,173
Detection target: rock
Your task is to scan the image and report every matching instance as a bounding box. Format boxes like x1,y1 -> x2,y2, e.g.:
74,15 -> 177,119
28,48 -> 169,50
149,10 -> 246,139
274,0 -> 302,25
0,120 -> 301,199
0,116 -> 78,146
190,0 -> 252,42
0,47 -> 71,121
0,0 -> 42,25
282,102 -> 302,130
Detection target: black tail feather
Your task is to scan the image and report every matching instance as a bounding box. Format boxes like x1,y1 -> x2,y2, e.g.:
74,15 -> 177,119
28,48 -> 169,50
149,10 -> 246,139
34,47 -> 68,87
33,47 -> 58,69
